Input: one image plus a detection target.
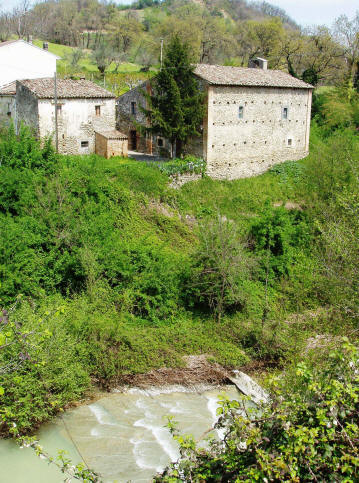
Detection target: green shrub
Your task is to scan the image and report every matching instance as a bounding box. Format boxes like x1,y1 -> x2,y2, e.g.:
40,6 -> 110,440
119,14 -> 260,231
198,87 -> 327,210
158,340 -> 359,482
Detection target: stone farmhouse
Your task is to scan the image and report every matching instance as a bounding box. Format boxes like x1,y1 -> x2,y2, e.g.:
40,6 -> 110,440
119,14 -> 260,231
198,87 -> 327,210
6,78 -> 128,157
0,39 -> 60,87
117,61 -> 313,179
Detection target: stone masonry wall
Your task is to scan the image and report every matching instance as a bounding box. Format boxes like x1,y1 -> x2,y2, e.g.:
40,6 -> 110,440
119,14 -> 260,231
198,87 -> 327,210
206,85 -> 312,179
0,95 -> 15,127
15,82 -> 39,135
95,132 -> 128,158
116,82 -> 172,155
38,98 -> 116,155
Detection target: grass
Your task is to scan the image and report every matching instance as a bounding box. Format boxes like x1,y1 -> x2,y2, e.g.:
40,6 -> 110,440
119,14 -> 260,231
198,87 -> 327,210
32,39 -> 143,75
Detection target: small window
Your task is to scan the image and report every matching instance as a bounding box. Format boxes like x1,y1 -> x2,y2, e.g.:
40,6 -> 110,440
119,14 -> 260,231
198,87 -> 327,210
95,105 -> 101,116
7,111 -> 11,118
238,106 -> 244,119
287,138 -> 292,146
56,105 -> 62,114
282,107 -> 288,119
81,141 -> 89,148
157,137 -> 164,147
131,102 -> 136,115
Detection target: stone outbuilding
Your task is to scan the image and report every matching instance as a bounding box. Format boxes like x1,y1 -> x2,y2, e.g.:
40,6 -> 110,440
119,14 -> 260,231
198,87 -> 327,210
95,129 -> 128,158
117,62 -> 313,179
14,78 -> 127,157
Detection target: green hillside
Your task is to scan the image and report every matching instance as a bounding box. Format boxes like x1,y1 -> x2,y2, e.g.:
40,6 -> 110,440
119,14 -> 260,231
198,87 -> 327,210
1,85 -> 359,438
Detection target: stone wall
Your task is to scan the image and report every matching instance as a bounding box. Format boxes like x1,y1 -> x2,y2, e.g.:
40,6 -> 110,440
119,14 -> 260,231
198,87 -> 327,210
116,82 -> 172,155
205,85 -> 312,179
0,95 -> 15,127
16,82 -> 39,134
38,98 -> 116,155
95,132 -> 128,158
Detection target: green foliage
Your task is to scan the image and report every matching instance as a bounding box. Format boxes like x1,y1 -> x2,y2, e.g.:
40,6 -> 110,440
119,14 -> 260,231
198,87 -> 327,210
154,155 -> 206,176
158,340 -> 359,482
0,124 -> 56,171
140,35 -> 205,157
188,217 -> 258,320
0,304 -> 90,436
249,204 -> 311,279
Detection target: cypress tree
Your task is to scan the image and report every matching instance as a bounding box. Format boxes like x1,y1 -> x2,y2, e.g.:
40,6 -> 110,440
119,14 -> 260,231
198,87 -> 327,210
140,35 -> 204,158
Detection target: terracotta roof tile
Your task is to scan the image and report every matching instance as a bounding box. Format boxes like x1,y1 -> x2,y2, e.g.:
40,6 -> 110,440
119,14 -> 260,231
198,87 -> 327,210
95,129 -> 128,140
194,64 -> 313,89
18,78 -> 116,99
0,81 -> 16,95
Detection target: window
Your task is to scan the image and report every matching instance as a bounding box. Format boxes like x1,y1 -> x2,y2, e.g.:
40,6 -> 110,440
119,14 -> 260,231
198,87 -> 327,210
282,107 -> 288,119
238,106 -> 244,119
56,105 -> 62,114
7,111 -> 11,118
157,137 -> 164,147
81,141 -> 89,148
131,102 -> 136,115
95,105 -> 101,116
287,138 -> 292,146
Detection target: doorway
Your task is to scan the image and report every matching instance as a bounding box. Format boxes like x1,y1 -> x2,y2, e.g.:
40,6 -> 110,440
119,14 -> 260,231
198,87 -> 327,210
130,130 -> 137,150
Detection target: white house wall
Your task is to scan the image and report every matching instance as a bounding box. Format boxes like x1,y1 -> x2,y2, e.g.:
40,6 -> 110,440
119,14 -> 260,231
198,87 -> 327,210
206,85 -> 312,179
0,41 -> 58,87
38,98 -> 116,155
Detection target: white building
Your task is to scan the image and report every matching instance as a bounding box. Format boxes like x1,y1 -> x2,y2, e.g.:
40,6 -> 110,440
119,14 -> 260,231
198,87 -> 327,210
0,40 -> 60,87
117,61 -> 313,179
14,78 -> 127,156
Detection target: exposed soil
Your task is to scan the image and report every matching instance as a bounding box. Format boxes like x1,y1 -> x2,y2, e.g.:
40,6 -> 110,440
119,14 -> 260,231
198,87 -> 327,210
117,355 -> 231,388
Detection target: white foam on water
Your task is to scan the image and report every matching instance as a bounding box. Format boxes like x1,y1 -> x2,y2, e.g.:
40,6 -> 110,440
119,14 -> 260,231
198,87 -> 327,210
88,403 -> 119,440
131,397 -> 180,471
206,395 -> 226,440
160,401 -> 191,415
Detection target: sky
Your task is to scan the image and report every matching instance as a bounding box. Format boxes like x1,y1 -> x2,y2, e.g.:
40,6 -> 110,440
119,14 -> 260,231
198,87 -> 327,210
1,0 -> 358,27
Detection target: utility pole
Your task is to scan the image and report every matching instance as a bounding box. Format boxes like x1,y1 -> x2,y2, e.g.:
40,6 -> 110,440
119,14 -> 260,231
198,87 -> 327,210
54,72 -> 58,153
160,38 -> 164,70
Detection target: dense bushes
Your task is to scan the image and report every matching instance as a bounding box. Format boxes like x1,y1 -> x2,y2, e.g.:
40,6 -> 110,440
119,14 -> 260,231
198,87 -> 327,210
1,101 -> 359,441
158,340 -> 359,482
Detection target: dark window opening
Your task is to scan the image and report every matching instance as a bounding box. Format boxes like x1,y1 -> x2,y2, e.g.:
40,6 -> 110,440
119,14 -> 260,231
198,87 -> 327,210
131,102 -> 136,115
57,105 -> 62,113
7,112 -> 11,117
282,107 -> 288,119
238,106 -> 244,119
287,138 -> 292,146
81,141 -> 89,148
157,137 -> 164,147
95,105 -> 101,116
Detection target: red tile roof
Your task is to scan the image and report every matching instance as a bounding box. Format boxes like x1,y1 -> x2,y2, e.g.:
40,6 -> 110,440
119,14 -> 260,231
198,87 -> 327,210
18,78 -> 116,99
194,64 -> 313,89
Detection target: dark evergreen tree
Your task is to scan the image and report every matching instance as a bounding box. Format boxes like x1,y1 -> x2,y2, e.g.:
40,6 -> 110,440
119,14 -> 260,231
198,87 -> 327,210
140,35 -> 204,158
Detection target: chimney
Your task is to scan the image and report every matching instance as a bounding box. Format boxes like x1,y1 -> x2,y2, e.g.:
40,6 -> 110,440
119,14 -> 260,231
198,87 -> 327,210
43,41 -> 48,51
249,57 -> 268,70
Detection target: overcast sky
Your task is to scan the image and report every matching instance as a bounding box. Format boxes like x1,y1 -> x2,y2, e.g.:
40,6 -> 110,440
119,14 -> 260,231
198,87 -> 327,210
1,0 -> 358,27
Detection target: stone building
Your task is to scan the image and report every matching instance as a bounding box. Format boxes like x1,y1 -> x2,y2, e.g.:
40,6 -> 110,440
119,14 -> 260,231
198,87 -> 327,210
14,78 -> 127,156
0,81 -> 16,126
117,62 -> 313,179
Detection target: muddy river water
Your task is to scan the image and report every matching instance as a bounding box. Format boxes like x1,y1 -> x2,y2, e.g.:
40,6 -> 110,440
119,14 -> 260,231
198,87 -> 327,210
0,385 -> 241,483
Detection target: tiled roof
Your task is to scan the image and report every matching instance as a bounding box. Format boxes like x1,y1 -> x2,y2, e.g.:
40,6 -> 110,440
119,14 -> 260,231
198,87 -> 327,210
18,78 -> 116,99
0,81 -> 16,95
194,64 -> 313,89
95,129 -> 128,140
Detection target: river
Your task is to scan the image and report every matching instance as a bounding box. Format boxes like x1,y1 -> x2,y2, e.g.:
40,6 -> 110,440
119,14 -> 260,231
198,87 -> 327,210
0,384 -> 241,483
